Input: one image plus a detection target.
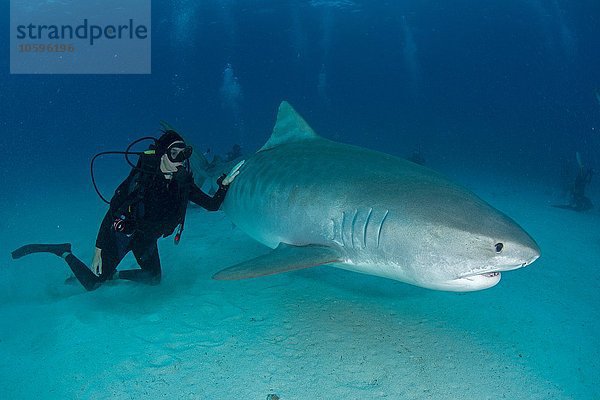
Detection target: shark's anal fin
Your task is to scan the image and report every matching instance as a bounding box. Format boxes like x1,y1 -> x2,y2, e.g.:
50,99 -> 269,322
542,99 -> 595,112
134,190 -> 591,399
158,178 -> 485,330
212,243 -> 341,280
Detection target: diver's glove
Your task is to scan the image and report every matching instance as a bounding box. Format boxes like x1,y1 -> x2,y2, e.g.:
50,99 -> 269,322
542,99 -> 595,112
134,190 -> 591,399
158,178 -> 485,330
222,160 -> 245,186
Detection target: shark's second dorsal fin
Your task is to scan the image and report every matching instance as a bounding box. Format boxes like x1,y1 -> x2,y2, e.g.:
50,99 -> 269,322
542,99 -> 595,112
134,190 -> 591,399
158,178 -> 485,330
259,101 -> 319,152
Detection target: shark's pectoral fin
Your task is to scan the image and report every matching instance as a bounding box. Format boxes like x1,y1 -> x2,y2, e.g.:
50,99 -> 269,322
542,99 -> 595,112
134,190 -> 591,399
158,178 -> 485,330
212,243 -> 341,280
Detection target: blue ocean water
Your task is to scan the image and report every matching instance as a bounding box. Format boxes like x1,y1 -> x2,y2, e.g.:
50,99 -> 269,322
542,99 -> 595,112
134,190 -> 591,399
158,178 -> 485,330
1,1 -> 599,398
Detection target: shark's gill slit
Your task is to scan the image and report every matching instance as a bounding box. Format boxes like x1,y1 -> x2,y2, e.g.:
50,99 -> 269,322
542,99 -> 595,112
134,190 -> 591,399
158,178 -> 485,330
341,211 -> 346,247
351,209 -> 359,248
377,210 -> 389,249
363,208 -> 373,248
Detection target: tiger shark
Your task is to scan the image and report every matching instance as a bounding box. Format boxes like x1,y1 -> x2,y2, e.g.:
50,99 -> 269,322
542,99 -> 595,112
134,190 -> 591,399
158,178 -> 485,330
204,101 -> 540,292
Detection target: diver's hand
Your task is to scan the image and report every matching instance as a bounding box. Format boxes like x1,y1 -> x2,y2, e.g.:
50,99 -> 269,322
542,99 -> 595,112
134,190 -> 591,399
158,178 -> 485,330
222,160 -> 245,185
91,247 -> 102,276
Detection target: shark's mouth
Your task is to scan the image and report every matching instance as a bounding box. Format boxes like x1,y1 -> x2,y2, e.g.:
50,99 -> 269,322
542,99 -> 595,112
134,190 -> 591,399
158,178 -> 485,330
421,259 -> 533,292
481,272 -> 500,278
429,271 -> 503,292
459,270 -> 503,284
462,263 -> 526,280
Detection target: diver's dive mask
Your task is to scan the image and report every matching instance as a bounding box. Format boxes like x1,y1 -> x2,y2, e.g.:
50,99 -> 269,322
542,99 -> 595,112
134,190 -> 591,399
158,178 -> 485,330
167,142 -> 193,163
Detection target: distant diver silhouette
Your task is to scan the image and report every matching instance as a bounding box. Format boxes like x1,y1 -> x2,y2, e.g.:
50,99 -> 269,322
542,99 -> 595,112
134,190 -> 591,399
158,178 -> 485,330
553,152 -> 593,212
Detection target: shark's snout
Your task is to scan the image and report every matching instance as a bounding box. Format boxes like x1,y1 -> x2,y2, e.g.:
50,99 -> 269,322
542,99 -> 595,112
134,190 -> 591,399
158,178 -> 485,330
516,231 -> 541,267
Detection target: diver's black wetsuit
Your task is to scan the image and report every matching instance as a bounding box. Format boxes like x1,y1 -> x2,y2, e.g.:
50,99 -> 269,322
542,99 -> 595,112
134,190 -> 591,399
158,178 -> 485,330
63,153 -> 228,291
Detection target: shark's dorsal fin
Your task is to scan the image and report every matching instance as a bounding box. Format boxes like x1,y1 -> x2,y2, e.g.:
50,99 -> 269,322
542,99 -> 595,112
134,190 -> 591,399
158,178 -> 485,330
259,101 -> 319,152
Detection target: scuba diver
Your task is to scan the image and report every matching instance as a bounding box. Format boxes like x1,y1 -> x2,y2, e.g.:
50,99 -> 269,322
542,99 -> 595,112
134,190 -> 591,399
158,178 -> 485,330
553,152 -> 593,212
11,128 -> 244,291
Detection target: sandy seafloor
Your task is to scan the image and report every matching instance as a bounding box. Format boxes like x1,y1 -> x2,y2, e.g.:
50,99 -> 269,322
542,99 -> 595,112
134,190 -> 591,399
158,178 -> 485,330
0,175 -> 598,400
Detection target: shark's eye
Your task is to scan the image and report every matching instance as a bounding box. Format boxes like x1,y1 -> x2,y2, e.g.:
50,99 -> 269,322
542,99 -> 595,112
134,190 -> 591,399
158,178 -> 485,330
495,243 -> 504,253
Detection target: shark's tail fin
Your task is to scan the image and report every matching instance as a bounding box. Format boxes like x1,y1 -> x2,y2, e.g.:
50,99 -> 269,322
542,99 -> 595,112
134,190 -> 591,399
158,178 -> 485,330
188,150 -> 211,188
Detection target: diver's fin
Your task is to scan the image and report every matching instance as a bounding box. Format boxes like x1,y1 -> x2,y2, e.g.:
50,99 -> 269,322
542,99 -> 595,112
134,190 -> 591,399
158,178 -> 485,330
212,243 -> 341,280
11,243 -> 72,259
